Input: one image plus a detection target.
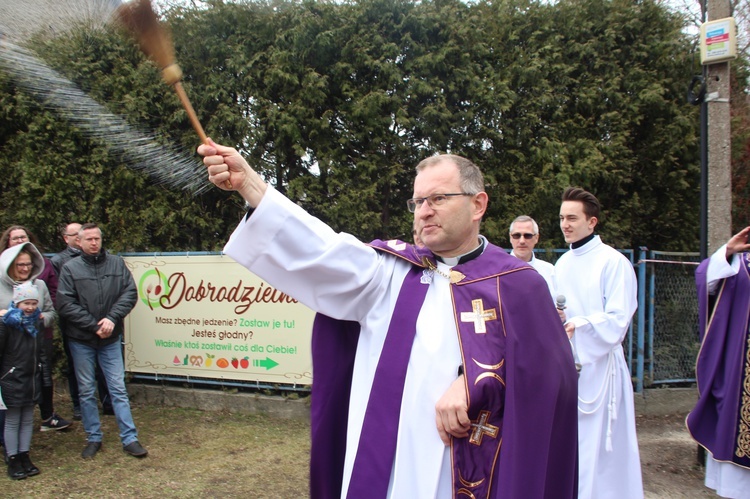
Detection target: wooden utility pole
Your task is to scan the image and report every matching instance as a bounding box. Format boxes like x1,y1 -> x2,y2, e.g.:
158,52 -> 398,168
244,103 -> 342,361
706,0 -> 733,253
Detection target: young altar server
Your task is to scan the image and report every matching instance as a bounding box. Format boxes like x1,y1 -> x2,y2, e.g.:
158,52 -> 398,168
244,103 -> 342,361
555,187 -> 643,499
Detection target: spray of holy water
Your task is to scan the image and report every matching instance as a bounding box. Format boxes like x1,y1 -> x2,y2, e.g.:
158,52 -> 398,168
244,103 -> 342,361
0,38 -> 209,194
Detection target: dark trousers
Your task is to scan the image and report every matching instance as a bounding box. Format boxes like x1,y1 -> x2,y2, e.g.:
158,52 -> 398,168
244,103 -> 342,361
38,336 -> 55,420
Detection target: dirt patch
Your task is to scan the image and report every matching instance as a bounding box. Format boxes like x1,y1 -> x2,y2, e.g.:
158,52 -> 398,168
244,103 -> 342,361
638,413 -> 716,498
9,388 -> 717,497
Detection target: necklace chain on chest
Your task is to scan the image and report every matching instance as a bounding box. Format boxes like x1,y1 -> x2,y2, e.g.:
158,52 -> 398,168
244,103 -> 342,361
421,257 -> 466,284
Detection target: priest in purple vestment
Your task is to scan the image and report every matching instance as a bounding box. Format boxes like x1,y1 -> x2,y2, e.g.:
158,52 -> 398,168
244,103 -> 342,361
687,225 -> 750,498
198,139 -> 578,498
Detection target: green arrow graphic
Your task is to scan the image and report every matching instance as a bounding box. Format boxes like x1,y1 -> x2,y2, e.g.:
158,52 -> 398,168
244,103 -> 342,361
253,357 -> 279,370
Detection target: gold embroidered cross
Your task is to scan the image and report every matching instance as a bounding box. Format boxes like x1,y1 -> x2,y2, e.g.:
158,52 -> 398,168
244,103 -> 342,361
460,299 -> 497,334
469,410 -> 499,446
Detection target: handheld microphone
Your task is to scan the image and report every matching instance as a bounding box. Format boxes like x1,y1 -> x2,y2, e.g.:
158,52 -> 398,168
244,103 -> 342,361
556,295 -> 566,311
556,294 -> 581,374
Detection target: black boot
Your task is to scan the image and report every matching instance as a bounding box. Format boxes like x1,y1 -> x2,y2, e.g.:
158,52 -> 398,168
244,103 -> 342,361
6,455 -> 27,480
18,452 -> 39,476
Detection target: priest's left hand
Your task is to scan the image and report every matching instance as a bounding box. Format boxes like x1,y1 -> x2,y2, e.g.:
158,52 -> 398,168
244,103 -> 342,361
435,375 -> 471,445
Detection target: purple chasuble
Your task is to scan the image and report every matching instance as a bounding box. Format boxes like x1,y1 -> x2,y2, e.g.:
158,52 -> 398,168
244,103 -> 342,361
310,240 -> 578,499
687,252 -> 750,469
309,315 -> 360,499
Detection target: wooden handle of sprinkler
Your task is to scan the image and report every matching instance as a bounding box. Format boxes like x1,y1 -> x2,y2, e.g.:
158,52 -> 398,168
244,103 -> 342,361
162,65 -> 231,189
170,79 -> 232,189
173,82 -> 207,143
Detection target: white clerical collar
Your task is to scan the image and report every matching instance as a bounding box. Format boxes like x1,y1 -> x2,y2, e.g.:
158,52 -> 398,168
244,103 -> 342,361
437,236 -> 487,266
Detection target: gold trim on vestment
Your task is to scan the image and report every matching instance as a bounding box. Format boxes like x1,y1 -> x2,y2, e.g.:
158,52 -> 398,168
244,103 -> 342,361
475,372 -> 506,386
471,359 -> 505,387
458,471 -> 485,488
473,359 -> 504,370
737,330 -> 750,458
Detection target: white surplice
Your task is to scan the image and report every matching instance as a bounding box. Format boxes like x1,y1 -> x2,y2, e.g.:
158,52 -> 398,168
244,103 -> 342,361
555,235 -> 643,499
224,187 -> 461,498
702,244 -> 750,499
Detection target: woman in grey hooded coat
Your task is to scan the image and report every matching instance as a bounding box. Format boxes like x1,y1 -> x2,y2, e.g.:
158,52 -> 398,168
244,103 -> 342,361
0,242 -> 56,330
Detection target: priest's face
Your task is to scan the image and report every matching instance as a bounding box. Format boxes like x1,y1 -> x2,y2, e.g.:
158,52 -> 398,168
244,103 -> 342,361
559,200 -> 597,244
412,160 -> 486,257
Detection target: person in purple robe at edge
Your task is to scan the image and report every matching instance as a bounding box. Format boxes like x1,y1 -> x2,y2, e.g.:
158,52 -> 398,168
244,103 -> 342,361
198,139 -> 579,499
687,225 -> 750,498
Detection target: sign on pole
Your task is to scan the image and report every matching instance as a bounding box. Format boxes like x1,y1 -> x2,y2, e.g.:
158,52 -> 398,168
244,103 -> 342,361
700,17 -> 737,65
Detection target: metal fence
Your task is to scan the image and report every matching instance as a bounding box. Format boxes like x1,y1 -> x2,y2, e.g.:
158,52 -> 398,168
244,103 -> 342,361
637,249 -> 701,391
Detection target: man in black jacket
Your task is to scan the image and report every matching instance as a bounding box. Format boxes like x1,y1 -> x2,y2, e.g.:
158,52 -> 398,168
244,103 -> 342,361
57,223 -> 147,460
50,223 -> 81,275
52,222 -> 112,420
53,222 -> 113,420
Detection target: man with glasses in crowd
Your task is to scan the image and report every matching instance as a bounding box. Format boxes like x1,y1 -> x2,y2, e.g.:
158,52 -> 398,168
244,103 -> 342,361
51,223 -> 85,420
198,139 -> 578,498
508,215 -> 556,299
50,223 -> 82,275
51,223 -> 113,421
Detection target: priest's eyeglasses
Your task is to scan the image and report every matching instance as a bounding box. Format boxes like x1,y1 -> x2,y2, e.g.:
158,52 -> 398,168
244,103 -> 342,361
511,233 -> 536,240
407,193 -> 473,213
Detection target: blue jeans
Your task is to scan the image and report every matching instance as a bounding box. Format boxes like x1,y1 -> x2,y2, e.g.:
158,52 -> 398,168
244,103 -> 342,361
68,339 -> 138,446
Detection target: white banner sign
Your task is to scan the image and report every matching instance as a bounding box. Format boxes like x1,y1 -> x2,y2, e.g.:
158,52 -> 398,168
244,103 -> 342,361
123,254 -> 315,386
